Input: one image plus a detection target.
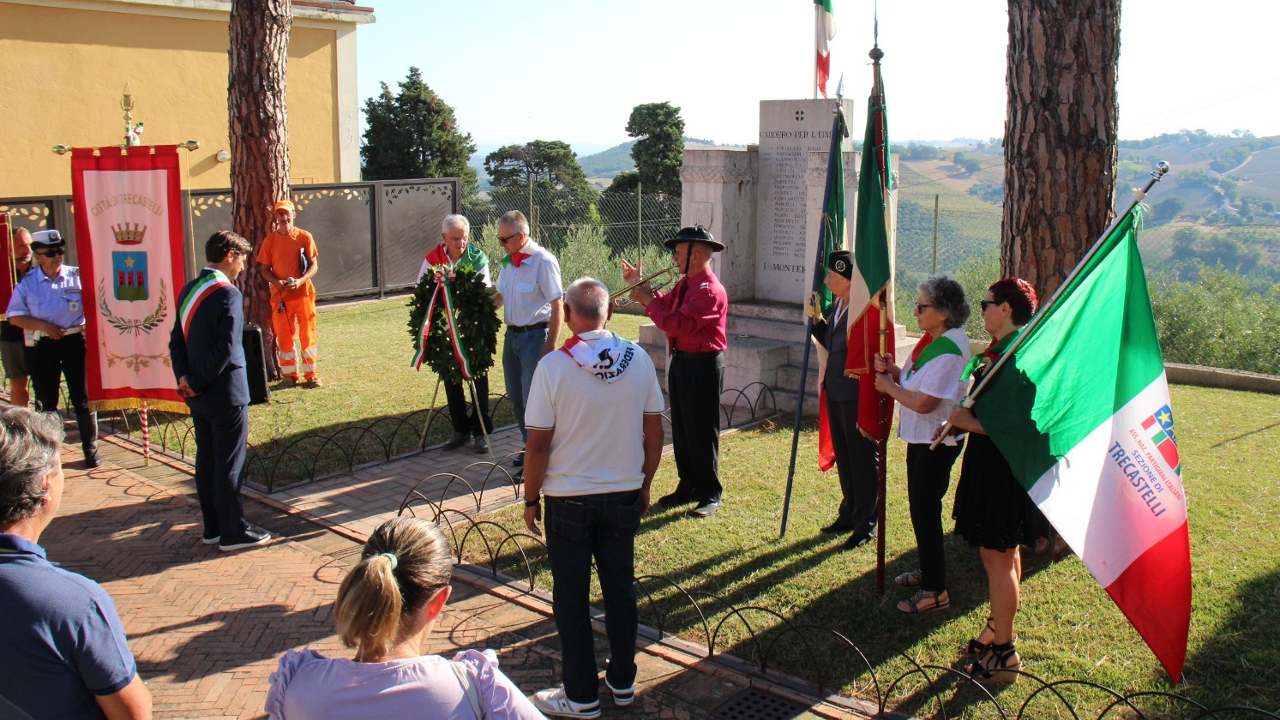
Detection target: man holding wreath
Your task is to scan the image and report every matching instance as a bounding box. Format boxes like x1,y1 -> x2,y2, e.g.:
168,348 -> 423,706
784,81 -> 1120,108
418,214 -> 494,454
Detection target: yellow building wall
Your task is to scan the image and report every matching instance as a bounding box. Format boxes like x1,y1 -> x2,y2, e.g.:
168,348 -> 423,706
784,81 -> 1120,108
0,2 -> 340,198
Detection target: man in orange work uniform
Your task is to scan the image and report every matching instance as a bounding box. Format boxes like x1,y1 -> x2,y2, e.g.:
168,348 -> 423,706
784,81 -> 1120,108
257,200 -> 321,388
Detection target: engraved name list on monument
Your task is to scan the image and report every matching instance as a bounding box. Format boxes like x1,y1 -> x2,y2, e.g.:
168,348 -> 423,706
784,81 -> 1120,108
755,98 -> 853,303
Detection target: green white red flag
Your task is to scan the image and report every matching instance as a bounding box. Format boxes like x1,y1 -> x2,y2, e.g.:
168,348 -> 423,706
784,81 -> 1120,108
814,0 -> 835,98
843,55 -> 895,440
813,103 -> 848,471
974,210 -> 1191,684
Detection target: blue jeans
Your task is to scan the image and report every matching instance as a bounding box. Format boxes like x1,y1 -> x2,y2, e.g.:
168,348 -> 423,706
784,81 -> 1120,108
502,326 -> 548,441
545,490 -> 642,703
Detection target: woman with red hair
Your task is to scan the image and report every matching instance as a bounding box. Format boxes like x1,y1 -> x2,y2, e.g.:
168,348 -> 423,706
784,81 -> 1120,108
946,277 -> 1048,685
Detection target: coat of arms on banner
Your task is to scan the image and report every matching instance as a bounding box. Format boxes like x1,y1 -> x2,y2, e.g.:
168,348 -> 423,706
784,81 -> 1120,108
112,251 -> 149,301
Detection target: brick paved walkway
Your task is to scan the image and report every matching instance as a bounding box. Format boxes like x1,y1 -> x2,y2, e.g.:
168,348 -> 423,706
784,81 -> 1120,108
36,431 -> 865,719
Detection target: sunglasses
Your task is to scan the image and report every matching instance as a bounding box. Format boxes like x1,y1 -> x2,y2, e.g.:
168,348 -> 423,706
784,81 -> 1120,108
980,299 -> 1002,311
497,234 -> 518,244
915,303 -> 933,313
36,248 -> 65,257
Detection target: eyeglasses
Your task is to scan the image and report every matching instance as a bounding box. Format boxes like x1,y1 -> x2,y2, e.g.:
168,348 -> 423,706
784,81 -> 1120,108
497,234 -> 518,244
914,303 -> 933,313
36,248 -> 65,257
980,299 -> 1001,311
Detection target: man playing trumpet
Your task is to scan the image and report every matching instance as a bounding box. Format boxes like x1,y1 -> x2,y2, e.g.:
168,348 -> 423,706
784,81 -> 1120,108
621,225 -> 728,518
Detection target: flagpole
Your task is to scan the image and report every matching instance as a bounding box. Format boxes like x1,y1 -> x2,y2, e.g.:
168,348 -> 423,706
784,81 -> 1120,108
870,43 -> 890,595
813,3 -> 819,99
780,98 -> 846,539
929,161 -> 1170,449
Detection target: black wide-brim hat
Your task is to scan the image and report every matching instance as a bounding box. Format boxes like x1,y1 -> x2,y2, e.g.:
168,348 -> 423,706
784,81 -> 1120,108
664,224 -> 724,251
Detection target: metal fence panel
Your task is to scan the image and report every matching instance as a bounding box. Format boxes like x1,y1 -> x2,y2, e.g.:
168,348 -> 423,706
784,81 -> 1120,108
288,184 -> 377,299
379,180 -> 459,291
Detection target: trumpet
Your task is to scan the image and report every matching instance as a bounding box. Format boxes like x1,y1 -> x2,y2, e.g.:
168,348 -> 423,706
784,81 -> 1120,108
611,265 -> 680,306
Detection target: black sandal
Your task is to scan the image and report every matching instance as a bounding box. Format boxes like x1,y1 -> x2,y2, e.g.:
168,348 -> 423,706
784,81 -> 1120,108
896,589 -> 950,614
894,569 -> 922,588
960,618 -> 995,656
965,639 -> 1022,686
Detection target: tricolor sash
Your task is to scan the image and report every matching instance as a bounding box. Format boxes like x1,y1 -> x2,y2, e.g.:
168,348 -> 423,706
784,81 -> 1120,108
903,328 -> 965,381
179,269 -> 232,339
426,242 -> 489,275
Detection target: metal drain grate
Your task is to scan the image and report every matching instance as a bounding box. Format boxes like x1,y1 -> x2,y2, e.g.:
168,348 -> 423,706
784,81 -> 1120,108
710,688 -> 811,720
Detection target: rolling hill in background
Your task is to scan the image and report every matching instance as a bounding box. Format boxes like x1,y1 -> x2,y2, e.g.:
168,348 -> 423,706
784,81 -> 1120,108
888,131 -> 1280,294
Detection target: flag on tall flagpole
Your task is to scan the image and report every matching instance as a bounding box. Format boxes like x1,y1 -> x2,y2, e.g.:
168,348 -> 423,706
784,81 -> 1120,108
813,101 -> 849,471
844,47 -> 895,439
814,0 -> 836,98
974,209 -> 1191,684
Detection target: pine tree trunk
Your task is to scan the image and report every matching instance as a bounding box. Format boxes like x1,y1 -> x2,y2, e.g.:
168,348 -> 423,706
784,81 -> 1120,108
1002,0 -> 1120,301
228,0 -> 291,378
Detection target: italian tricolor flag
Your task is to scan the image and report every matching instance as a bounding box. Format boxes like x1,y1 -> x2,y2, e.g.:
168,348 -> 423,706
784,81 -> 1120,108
844,57 -> 895,441
974,210 -> 1191,684
814,0 -> 835,98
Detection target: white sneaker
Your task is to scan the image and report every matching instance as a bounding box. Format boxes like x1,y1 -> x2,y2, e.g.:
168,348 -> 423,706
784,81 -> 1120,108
531,687 -> 600,719
604,676 -> 634,706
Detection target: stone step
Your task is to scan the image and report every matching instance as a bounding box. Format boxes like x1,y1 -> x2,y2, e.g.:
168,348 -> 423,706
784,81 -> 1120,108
728,315 -> 808,344
728,300 -> 804,323
776,364 -> 820,398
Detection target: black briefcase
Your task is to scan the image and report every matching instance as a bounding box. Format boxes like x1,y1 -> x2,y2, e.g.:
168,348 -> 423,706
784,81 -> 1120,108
243,322 -> 271,405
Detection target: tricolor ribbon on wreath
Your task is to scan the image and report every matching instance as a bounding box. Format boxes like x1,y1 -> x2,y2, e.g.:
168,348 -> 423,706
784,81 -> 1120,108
411,265 -> 472,380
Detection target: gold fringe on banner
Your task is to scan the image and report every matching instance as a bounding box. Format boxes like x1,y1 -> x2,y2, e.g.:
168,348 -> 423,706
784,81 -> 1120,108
89,398 -> 190,415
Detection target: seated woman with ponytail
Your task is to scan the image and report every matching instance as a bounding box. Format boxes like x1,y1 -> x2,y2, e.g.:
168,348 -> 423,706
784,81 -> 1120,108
265,516 -> 546,719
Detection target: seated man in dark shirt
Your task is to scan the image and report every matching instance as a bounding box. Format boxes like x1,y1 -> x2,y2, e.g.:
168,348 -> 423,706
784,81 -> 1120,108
0,406 -> 152,719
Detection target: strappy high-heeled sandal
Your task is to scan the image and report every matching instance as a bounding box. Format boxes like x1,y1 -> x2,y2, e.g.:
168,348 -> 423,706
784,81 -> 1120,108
965,639 -> 1022,686
960,618 -> 995,656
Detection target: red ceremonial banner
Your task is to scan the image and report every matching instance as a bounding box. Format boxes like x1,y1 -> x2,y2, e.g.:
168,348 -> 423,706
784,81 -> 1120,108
72,145 -> 188,413
0,214 -> 16,315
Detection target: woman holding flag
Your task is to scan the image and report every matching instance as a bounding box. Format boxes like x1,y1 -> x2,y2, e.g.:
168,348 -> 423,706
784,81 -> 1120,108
872,276 -> 971,615
944,277 -> 1045,684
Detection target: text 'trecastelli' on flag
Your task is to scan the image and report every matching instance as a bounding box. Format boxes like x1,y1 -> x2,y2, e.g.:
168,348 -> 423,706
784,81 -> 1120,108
975,210 -> 1191,684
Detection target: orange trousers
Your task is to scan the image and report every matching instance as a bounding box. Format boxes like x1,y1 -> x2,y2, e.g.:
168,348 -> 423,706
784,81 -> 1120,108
272,295 -> 318,380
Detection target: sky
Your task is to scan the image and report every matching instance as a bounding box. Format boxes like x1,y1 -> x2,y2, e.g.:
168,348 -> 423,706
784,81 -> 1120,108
355,0 -> 1280,156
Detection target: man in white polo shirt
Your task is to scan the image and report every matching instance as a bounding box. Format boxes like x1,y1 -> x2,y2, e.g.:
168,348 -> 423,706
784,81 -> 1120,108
491,210 -> 563,473
523,278 -> 664,719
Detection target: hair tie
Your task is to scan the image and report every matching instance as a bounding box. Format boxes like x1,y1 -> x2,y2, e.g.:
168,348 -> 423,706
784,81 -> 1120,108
379,552 -> 398,570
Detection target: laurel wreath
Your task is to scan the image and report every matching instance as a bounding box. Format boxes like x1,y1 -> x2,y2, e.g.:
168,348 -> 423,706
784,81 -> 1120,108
407,266 -> 500,386
97,277 -> 168,336
105,350 -> 171,372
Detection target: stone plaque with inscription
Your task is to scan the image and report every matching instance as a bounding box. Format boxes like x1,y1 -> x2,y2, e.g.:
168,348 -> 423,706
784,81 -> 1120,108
755,98 -> 853,303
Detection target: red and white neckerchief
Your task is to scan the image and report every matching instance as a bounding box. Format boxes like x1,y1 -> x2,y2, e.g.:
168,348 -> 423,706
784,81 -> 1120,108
559,330 -> 636,383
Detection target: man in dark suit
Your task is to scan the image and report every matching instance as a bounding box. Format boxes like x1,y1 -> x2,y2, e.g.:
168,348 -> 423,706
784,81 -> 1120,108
169,231 -> 270,552
808,250 -> 878,549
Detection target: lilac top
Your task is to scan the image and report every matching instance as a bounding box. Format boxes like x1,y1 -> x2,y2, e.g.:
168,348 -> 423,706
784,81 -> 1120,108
265,648 -> 546,720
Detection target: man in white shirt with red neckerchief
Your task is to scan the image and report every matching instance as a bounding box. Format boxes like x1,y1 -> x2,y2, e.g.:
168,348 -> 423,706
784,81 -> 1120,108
419,214 -> 494,453
491,210 -> 563,475
522,277 -> 664,719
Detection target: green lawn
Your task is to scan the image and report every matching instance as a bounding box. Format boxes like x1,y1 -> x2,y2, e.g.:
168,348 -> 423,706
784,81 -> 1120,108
126,297 -> 1280,714
468,383 -> 1280,716
137,297 -> 651,488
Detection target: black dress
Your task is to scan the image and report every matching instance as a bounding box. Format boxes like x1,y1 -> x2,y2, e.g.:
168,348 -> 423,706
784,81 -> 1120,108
951,364 -> 1053,551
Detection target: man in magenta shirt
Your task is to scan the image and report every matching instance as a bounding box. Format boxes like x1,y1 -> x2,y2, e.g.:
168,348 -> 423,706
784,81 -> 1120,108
622,225 -> 728,518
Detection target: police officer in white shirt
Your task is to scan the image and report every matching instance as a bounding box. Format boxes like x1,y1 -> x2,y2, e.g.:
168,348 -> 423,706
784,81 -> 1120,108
5,230 -> 101,468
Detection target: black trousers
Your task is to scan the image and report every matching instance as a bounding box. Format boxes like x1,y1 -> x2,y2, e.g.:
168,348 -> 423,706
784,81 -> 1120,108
25,334 -> 90,414
190,402 -> 250,542
825,391 -> 879,536
906,440 -> 964,592
444,374 -> 492,437
25,334 -> 97,450
668,351 -> 723,504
